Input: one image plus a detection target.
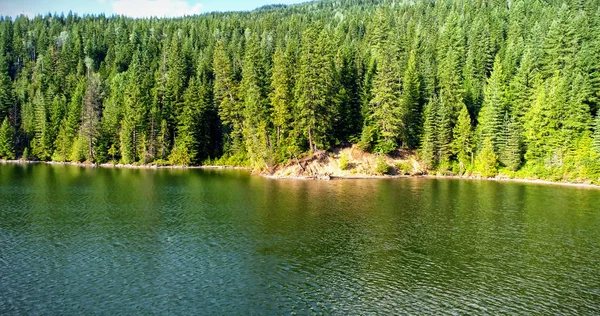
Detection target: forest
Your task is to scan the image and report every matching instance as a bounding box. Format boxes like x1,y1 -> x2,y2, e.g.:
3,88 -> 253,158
0,0 -> 599,181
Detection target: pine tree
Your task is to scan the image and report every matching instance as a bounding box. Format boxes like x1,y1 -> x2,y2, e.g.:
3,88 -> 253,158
165,32 -> 189,132
475,137 -> 498,178
502,116 -> 523,171
542,5 -> 577,77
295,26 -> 334,152
0,117 -> 15,159
402,49 -> 421,149
508,48 -> 535,122
0,55 -> 14,121
120,52 -> 148,164
436,96 -> 454,162
368,40 -> 402,153
241,33 -> 271,169
524,75 -> 563,162
30,90 -> 51,160
80,73 -> 101,161
333,45 -> 362,144
170,77 -> 199,166
478,58 -> 507,153
593,114 -> 600,154
214,40 -> 242,155
270,44 -> 294,148
452,104 -> 473,169
420,96 -> 438,169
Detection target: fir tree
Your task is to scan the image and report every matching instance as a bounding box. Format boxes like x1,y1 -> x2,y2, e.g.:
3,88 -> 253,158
80,73 -> 101,161
170,77 -> 199,166
593,114 -> 600,154
0,55 -> 14,121
402,49 -> 422,149
420,96 -> 438,169
452,104 -> 473,169
478,58 -> 507,153
0,117 -> 14,159
295,26 -> 334,152
367,39 -> 402,154
214,40 -> 242,155
270,44 -> 293,148
475,137 -> 498,178
502,116 -> 523,171
241,34 -> 271,169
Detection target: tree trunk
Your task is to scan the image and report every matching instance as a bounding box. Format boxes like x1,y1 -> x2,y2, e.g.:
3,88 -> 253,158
277,127 -> 281,145
308,126 -> 314,152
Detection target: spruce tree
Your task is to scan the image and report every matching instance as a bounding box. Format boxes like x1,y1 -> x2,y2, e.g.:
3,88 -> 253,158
368,39 -> 402,153
478,58 -> 507,153
295,26 -> 334,152
475,137 -> 499,178
436,96 -> 454,162
214,40 -> 242,155
502,116 -> 523,171
30,90 -> 51,160
593,114 -> 600,154
402,50 -> 422,149
0,117 -> 14,159
169,77 -> 199,166
240,33 -> 271,169
80,73 -> 101,161
270,45 -> 293,148
0,55 -> 14,120
420,96 -> 439,169
333,45 -> 362,144
452,104 -> 473,169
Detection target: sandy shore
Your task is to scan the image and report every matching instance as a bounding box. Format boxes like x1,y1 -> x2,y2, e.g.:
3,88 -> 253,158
263,172 -> 600,189
2,159 -> 599,189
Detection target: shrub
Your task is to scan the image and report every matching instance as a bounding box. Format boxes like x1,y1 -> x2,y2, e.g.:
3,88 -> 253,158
436,158 -> 452,176
339,153 -> 350,170
395,161 -> 412,175
375,156 -> 391,175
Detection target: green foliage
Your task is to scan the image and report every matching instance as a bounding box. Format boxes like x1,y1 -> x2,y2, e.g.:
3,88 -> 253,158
402,50 -> 422,149
594,115 -> 600,154
452,104 -> 473,167
339,153 -> 350,171
475,137 -> 499,178
477,57 -> 507,152
501,116 -> 523,171
0,0 -> 597,183
396,161 -> 412,175
420,97 -> 438,170
22,147 -> 29,161
367,36 -> 402,152
295,26 -> 334,152
375,156 -> 391,175
0,117 -> 15,159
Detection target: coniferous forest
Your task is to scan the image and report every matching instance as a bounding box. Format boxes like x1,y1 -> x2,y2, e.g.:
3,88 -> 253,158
1,0 -> 600,181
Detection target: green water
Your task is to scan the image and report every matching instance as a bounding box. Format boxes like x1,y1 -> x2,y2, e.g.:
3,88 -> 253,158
1,164 -> 599,314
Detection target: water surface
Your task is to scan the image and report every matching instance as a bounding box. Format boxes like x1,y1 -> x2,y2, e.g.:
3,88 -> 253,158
1,164 -> 599,314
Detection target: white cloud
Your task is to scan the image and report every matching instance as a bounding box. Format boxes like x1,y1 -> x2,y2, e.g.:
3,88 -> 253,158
111,0 -> 204,18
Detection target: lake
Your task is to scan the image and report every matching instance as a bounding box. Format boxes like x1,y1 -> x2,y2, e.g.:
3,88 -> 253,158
1,163 -> 599,314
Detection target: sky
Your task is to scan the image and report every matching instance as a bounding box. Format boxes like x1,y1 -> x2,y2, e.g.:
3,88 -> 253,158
0,0 -> 308,18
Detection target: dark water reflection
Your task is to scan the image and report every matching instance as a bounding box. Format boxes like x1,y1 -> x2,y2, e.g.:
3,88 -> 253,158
1,164 -> 599,314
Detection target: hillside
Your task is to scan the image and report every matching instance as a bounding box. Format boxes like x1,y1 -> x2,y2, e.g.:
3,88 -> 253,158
0,0 -> 599,183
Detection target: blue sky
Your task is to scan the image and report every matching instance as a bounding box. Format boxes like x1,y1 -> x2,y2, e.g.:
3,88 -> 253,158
0,0 -> 308,18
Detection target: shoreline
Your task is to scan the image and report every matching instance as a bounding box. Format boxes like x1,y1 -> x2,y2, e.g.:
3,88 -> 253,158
264,173 -> 600,189
2,159 -> 599,190
0,159 -> 251,171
